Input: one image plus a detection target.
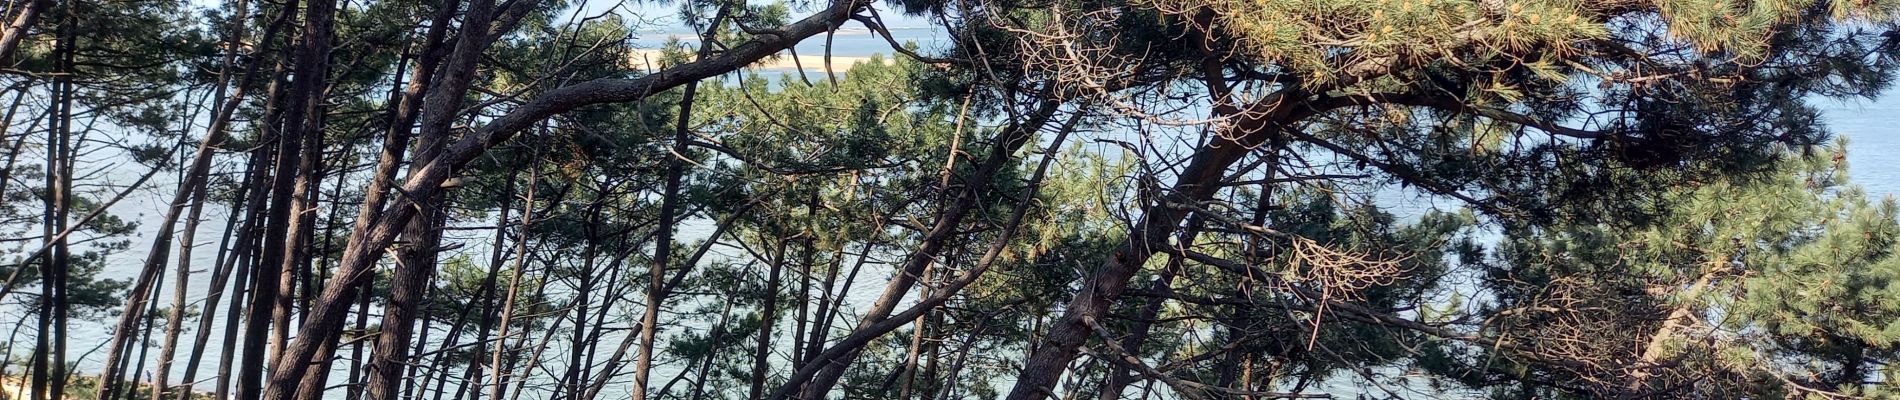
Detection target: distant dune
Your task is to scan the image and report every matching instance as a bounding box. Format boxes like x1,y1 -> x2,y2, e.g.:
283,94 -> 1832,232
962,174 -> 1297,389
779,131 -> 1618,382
627,49 -> 893,73
638,27 -> 882,41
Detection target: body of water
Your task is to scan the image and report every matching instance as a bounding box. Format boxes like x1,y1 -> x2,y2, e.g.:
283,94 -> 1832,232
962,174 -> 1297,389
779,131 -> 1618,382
1822,98 -> 1900,199
23,21 -> 1900,400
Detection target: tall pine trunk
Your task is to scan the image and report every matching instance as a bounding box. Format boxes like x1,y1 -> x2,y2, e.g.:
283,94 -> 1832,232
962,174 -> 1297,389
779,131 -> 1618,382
364,0 -> 502,396
142,0 -> 277,394
35,4 -> 76,398
632,13 -> 718,391
242,0 -> 335,395
488,149 -> 538,400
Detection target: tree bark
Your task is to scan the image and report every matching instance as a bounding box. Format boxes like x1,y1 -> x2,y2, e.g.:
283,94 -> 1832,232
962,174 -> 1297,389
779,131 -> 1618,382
364,0 -> 503,396
1002,117 -> 1269,400
768,109 -> 1078,400
265,2 -> 867,395
460,158 -> 519,400
179,150 -> 253,400
487,146 -> 539,400
748,239 -> 790,400
787,98 -> 1062,400
216,142 -> 274,400
237,0 -> 323,394
37,5 -> 75,398
0,0 -> 48,61
144,0 -> 280,394
633,9 -> 721,392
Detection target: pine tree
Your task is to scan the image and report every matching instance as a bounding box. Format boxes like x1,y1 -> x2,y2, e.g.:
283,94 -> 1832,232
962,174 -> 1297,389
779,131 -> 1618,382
1424,143 -> 1900,398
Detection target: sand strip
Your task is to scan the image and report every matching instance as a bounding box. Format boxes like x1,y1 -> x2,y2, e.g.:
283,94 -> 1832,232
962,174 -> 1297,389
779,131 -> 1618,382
628,49 -> 890,72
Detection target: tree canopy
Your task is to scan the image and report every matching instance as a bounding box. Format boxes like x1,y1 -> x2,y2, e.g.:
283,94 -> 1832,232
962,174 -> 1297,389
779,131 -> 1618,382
0,0 -> 1899,398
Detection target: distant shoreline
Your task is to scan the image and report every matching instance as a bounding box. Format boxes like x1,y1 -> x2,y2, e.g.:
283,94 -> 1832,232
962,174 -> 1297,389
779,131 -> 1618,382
633,26 -> 935,41
627,49 -> 893,72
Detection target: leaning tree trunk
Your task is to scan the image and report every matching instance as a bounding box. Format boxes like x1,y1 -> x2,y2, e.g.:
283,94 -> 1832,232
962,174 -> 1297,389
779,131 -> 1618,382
215,141 -> 274,400
631,13 -> 719,392
236,0 -> 318,395
140,0 -> 281,395
487,146 -> 539,400
768,109 -> 1080,400
747,240 -> 790,400
1001,117 -> 1268,400
264,3 -> 871,395
786,98 -> 1062,400
0,0 -> 48,61
362,0 -> 503,396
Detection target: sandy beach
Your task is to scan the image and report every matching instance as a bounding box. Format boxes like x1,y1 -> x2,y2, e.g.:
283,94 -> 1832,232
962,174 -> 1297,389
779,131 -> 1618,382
627,49 -> 891,72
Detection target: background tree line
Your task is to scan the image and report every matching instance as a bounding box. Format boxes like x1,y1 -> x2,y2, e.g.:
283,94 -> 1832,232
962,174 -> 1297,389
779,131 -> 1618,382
1,0 -> 1900,398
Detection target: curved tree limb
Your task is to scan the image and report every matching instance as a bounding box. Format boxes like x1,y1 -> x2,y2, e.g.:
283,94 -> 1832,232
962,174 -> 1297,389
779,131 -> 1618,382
260,1 -> 872,398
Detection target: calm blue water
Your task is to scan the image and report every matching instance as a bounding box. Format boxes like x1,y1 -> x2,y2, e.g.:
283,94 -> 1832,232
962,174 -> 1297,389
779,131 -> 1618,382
1820,98 -> 1900,199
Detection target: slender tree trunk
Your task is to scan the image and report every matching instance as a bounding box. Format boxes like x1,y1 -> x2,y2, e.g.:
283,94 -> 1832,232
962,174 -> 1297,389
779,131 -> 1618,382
94,154 -> 170,400
556,217 -> 603,400
769,110 -> 1079,400
37,4 -> 75,397
274,93 -> 331,385
678,300 -> 733,400
633,10 -> 720,391
790,191 -> 819,366
137,0 -> 278,393
268,3 -> 860,394
789,99 -> 1062,400
290,325 -> 341,400
919,309 -> 943,400
152,137 -> 213,400
891,264 -> 935,399
505,299 -> 566,400
250,47 -> 296,396
1003,141 -> 1254,400
188,5 -> 292,392
342,270 -> 372,400
488,149 -> 538,400
50,6 -> 75,396
124,282 -> 165,400
423,285 -> 479,400
1097,245 -> 1189,400
262,0 -> 338,396
1001,97 -> 1311,400
747,238 -> 790,400
235,0 -> 307,394
576,236 -> 636,400
379,172 -> 449,400
457,163 -> 517,400
292,125 -> 354,400
363,0 -> 503,396
403,283 -> 440,400
333,1 -> 455,398
792,246 -> 811,370
178,153 -> 252,400
218,142 -> 274,400
933,316 -> 989,400
799,234 -> 863,370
